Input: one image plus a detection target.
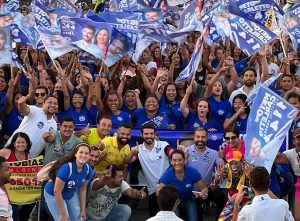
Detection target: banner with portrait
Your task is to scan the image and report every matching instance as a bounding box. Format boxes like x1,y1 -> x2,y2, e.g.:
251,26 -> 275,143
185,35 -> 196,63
0,27 -> 11,65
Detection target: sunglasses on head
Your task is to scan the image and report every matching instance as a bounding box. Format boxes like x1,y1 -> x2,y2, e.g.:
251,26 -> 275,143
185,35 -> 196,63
225,136 -> 237,141
35,92 -> 46,97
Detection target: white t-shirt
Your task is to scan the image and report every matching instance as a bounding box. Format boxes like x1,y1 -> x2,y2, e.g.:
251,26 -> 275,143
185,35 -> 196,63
0,188 -> 13,221
283,149 -> 300,176
138,141 -> 171,195
5,105 -> 57,157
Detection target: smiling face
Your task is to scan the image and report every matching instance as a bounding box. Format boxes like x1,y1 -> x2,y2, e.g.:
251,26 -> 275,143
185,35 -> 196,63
165,84 -> 177,102
145,11 -> 160,21
145,96 -> 159,112
142,128 -> 155,145
96,29 -> 109,46
107,39 -> 125,57
35,88 -> 47,105
82,27 -> 95,43
171,153 -> 185,172
72,93 -> 84,109
107,94 -> 120,112
225,132 -> 240,149
60,121 -> 75,138
124,91 -> 137,108
14,136 -> 29,153
97,118 -> 112,138
43,96 -> 58,116
212,81 -> 223,96
75,145 -> 90,165
117,127 -> 131,146
233,98 -> 245,114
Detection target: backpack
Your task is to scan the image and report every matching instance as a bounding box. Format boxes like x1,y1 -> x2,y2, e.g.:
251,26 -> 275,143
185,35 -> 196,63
37,161 -> 90,182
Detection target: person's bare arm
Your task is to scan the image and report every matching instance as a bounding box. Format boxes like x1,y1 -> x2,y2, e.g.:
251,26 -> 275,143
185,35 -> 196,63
18,95 -> 30,116
180,84 -> 192,118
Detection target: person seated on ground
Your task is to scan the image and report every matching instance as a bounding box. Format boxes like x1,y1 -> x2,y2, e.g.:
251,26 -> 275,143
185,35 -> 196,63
147,185 -> 183,221
86,165 -> 147,221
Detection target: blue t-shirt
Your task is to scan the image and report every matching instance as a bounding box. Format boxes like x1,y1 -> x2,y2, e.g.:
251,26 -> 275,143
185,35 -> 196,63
121,105 -> 137,119
160,166 -> 202,201
111,111 -> 131,128
45,160 -> 93,199
185,111 -> 218,131
234,59 -> 248,76
158,97 -> 184,130
233,115 -> 248,132
2,107 -> 23,136
208,96 -> 232,131
63,106 -> 90,126
0,90 -> 7,113
131,108 -> 169,129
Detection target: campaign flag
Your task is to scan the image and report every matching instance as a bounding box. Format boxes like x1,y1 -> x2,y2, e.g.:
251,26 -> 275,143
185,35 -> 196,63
36,26 -> 76,59
86,10 -> 139,47
139,21 -> 174,42
34,0 -> 51,28
137,0 -> 161,8
5,156 -> 44,204
1,0 -> 20,13
48,0 -> 79,13
179,0 -> 197,29
245,86 -> 298,172
283,3 -> 300,51
144,112 -> 169,129
247,72 -> 282,105
213,6 -> 277,56
114,0 -> 139,11
59,17 -> 132,66
166,0 -> 189,6
0,27 -> 11,65
12,49 -> 24,69
228,0 -> 283,25
132,38 -> 152,63
131,8 -> 164,23
175,35 -> 204,83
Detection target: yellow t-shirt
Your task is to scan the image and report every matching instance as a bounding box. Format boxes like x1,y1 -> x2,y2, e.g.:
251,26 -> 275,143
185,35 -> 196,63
95,136 -> 130,173
80,128 -> 102,145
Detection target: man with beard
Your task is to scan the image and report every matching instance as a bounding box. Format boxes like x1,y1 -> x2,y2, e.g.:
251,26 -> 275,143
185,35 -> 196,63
0,156 -> 13,221
229,67 -> 257,103
184,128 -> 226,221
124,123 -> 174,217
96,124 -> 132,176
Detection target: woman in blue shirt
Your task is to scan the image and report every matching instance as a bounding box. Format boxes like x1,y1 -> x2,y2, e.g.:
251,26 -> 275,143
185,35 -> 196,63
44,143 -> 94,221
157,150 -> 208,221
224,94 -> 249,131
102,91 -> 131,128
180,84 -> 218,131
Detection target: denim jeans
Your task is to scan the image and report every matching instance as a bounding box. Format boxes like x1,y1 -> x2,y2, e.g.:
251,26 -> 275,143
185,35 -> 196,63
175,198 -> 198,221
87,204 -> 131,221
44,189 -> 83,221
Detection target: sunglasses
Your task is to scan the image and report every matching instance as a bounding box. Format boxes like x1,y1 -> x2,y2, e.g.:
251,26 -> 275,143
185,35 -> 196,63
225,136 -> 237,141
35,92 -> 46,97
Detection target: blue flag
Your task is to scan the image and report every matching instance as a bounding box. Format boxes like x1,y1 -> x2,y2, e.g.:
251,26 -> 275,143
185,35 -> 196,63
144,112 -> 169,129
36,26 -> 76,59
48,0 -> 79,13
283,3 -> 300,51
179,0 -> 197,29
212,5 -> 277,56
34,0 -> 51,28
1,0 -> 20,13
245,86 -> 298,172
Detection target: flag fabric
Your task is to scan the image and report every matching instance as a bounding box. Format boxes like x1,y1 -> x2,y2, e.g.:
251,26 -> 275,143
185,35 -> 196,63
1,0 -> 19,13
0,27 -> 11,65
283,3 -> 300,51
34,0 -> 51,28
144,112 -> 169,129
245,86 -> 298,172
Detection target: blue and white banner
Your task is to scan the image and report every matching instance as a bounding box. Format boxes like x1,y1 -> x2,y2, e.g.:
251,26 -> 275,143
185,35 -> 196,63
59,17 -> 133,66
139,21 -> 173,42
166,0 -> 189,6
36,26 -> 76,59
86,10 -> 139,47
179,0 -> 197,29
228,0 -> 283,25
34,0 -> 51,28
283,3 -> 300,51
213,6 -> 277,56
1,0 -> 20,13
48,0 -> 79,13
245,86 -> 298,172
144,112 -> 169,129
0,27 -> 11,65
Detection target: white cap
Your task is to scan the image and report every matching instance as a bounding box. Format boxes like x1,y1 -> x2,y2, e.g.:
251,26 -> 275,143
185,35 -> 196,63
122,70 -> 135,77
147,62 -> 157,71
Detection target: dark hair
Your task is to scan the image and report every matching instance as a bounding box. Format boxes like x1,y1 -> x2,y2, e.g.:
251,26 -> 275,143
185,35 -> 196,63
232,94 -> 250,115
0,156 -> 6,171
158,185 -> 179,211
196,98 -> 211,120
44,95 -> 58,103
144,94 -> 159,105
285,91 -> 300,103
102,91 -> 120,115
110,36 -> 129,53
49,143 -> 91,181
194,127 -> 208,137
163,82 -> 179,102
118,124 -> 132,130
249,166 -> 270,192
141,122 -> 156,134
105,164 -> 124,178
281,74 -> 295,82
98,115 -> 112,124
83,25 -> 96,35
53,90 -> 65,112
242,67 -> 257,78
36,85 -> 49,95
170,149 -> 185,161
94,28 -> 109,46
7,132 -> 32,154
60,117 -> 75,125
224,127 -> 240,138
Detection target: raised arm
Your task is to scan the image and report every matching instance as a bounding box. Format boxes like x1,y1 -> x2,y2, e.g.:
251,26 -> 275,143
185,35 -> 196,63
17,95 -> 30,116
180,84 -> 192,118
224,57 -> 238,94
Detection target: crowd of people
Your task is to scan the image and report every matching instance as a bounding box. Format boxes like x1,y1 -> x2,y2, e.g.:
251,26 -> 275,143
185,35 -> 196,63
0,0 -> 300,220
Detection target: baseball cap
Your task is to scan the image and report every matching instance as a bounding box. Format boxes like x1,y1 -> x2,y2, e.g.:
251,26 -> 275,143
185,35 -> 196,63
225,148 -> 243,162
122,70 -> 135,78
293,128 -> 300,139
147,62 -> 157,71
